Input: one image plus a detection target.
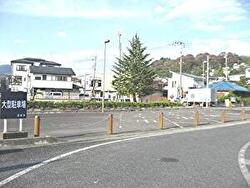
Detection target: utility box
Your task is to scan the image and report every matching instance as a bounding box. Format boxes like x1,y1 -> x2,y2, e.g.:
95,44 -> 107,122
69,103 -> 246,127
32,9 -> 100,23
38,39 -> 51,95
187,88 -> 216,106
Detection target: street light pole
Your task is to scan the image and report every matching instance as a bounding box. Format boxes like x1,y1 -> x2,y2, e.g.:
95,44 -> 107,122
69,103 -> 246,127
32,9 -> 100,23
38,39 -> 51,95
102,40 -> 110,113
225,53 -> 228,81
179,52 -> 183,99
206,55 -> 210,108
118,32 -> 122,60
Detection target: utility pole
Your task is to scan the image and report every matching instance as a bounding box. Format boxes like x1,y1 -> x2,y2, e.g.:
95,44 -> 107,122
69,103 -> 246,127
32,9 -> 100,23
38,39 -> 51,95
206,55 -> 209,89
202,61 -> 206,85
92,56 -> 97,98
173,41 -> 185,99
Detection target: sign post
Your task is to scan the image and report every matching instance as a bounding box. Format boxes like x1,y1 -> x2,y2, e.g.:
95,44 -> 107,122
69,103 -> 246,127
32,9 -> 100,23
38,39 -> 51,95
19,119 -> 23,132
3,119 -> 7,133
0,91 -> 28,139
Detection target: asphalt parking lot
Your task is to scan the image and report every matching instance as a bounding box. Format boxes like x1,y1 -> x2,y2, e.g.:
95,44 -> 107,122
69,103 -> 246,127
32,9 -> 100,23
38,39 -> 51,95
0,107 -> 249,140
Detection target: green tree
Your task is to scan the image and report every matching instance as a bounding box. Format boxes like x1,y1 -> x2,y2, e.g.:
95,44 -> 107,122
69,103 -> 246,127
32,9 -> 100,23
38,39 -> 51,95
112,34 -> 155,102
237,76 -> 250,89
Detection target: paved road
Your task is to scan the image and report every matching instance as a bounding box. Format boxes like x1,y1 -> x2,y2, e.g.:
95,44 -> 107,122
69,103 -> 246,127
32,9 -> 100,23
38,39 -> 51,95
0,107 -> 248,140
1,122 -> 250,187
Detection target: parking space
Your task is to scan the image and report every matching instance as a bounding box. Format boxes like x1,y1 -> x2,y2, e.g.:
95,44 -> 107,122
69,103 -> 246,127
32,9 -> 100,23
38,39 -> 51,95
0,107 -> 248,139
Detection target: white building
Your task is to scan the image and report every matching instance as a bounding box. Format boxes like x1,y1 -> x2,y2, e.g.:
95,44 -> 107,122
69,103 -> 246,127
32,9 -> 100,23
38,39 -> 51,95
78,73 -> 103,99
228,74 -> 245,82
10,58 -> 78,100
165,71 -> 205,100
78,72 -> 131,101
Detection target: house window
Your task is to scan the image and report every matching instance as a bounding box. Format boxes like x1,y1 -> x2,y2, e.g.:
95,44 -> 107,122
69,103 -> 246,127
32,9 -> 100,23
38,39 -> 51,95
16,65 -> 26,71
98,81 -> 101,87
172,81 -> 176,88
55,76 -> 67,81
35,76 -> 41,80
42,75 -> 47,80
11,76 -> 22,85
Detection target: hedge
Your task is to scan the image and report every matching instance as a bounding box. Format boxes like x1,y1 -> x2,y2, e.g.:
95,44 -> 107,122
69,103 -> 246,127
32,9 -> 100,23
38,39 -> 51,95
28,100 -> 182,110
217,91 -> 250,105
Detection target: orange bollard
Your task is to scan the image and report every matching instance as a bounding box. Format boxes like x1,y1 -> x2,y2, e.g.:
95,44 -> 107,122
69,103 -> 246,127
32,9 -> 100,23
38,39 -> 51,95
159,112 -> 164,130
108,114 -> 113,135
34,115 -> 40,137
220,109 -> 226,123
194,111 -> 200,126
240,109 -> 246,121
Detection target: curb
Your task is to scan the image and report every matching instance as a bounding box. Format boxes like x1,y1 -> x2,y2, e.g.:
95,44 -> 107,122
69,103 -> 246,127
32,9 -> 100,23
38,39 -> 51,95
0,136 -> 58,149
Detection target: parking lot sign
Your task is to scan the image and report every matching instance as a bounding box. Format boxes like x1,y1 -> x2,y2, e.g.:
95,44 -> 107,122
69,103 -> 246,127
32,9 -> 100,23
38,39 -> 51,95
0,91 -> 27,119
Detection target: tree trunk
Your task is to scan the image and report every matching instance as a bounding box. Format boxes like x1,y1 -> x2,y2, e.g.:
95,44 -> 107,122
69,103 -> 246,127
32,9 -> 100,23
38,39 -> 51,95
132,93 -> 137,102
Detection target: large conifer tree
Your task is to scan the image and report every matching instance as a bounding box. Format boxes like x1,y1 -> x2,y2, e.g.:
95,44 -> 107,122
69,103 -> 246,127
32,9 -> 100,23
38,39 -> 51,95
112,34 -> 155,102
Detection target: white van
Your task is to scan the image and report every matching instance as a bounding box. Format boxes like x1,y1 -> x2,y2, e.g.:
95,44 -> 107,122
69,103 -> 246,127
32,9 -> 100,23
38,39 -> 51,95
48,92 -> 63,99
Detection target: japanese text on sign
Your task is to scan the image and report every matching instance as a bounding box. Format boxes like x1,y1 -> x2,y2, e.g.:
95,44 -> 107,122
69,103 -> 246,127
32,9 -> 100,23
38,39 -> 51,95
1,100 -> 26,109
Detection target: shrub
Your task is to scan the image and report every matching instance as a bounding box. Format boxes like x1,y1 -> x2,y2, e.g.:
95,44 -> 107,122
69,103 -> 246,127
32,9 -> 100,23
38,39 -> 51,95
27,100 -> 181,110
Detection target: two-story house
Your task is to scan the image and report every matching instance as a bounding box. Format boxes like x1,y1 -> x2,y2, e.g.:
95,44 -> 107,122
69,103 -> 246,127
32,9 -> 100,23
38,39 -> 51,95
10,58 -> 77,100
165,71 -> 205,101
78,73 -> 103,99
79,73 -> 130,101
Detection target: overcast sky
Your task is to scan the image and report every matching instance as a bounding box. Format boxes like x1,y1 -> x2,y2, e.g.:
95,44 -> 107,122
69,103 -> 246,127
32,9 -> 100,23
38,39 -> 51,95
0,0 -> 250,75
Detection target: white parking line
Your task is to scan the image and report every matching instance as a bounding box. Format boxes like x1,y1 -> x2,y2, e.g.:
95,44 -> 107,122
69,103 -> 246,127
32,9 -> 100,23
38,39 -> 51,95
182,116 -> 189,120
210,115 -> 219,117
163,117 -> 183,129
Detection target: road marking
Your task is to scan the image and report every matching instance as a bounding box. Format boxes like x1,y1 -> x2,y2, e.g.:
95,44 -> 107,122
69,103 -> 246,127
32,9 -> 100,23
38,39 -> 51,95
0,120 -> 250,187
238,141 -> 250,186
210,115 -> 219,117
163,117 -> 183,128
204,118 -> 221,123
209,119 -> 221,123
182,116 -> 189,120
144,120 -> 149,124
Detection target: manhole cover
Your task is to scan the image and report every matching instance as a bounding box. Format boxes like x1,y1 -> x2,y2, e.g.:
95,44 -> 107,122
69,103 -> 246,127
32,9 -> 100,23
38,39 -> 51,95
160,157 -> 179,163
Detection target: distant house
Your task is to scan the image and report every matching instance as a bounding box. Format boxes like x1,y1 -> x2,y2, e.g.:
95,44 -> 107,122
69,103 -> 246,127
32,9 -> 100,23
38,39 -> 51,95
0,74 -> 10,92
164,71 -> 205,100
228,74 -> 245,82
78,73 -> 130,101
209,81 -> 249,97
78,73 -> 103,99
10,58 -> 78,100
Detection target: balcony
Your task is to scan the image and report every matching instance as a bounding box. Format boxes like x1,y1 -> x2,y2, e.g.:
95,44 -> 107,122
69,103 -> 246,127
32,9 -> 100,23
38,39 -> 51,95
31,80 -> 73,89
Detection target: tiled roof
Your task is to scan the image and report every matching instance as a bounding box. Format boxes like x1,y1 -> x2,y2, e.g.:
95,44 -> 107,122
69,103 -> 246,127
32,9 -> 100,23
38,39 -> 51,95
30,66 -> 75,76
11,58 -> 61,66
209,81 -> 248,92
